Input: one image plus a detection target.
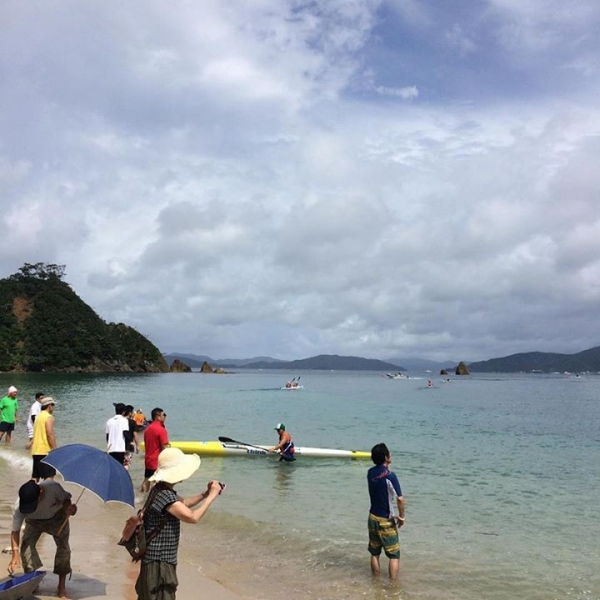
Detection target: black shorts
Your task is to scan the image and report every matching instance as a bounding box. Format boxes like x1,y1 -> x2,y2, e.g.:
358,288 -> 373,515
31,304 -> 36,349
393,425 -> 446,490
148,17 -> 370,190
109,452 -> 126,465
32,455 -> 57,480
0,421 -> 15,432
144,468 -> 156,479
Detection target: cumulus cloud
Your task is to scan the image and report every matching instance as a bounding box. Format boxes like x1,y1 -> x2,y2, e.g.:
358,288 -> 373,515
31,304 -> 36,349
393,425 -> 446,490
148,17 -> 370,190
1,0 -> 600,362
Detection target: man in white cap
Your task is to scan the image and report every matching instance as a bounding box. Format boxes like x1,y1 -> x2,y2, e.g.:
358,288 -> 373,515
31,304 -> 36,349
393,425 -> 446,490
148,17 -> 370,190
0,385 -> 19,443
31,397 -> 58,480
269,423 -> 296,462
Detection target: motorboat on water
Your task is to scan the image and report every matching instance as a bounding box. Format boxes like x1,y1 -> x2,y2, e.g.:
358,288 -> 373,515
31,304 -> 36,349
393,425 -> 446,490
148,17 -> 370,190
386,372 -> 409,379
283,378 -> 303,389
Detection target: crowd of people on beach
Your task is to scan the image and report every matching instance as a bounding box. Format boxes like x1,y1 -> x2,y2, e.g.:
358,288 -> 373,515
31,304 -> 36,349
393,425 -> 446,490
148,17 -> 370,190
1,385 -> 406,599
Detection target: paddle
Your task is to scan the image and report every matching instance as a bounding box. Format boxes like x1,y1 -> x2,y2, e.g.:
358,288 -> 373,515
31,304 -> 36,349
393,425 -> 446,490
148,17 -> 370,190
218,436 -> 270,452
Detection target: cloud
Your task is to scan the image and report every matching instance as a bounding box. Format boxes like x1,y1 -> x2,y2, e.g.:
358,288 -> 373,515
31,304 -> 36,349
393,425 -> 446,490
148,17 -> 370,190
1,0 -> 600,363
375,85 -> 419,98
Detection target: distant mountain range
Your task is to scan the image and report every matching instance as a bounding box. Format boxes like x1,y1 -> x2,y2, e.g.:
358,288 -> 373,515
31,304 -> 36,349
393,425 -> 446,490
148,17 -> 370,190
386,357 -> 458,371
237,354 -> 402,371
467,346 -> 600,373
163,353 -> 284,368
166,345 -> 600,373
164,353 -> 403,371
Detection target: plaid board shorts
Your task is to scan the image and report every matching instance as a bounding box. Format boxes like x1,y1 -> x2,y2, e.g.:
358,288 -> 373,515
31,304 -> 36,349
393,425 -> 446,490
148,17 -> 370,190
368,513 -> 400,559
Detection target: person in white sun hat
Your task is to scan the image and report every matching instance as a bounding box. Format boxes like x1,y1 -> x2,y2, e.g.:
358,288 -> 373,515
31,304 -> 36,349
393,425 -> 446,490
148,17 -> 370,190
135,447 -> 225,600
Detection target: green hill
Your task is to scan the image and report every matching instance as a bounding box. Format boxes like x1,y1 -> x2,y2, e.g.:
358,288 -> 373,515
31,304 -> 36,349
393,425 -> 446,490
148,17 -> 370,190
468,346 -> 600,373
0,263 -> 168,373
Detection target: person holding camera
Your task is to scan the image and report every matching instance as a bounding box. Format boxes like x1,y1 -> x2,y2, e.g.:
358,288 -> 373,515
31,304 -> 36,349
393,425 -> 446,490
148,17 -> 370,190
135,447 -> 224,600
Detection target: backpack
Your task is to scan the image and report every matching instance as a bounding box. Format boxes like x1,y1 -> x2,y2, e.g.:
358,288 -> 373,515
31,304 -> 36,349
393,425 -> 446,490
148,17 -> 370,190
117,485 -> 167,562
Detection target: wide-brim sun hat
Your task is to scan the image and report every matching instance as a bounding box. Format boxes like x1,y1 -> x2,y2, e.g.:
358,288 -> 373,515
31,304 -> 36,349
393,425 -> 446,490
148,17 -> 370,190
148,447 -> 201,484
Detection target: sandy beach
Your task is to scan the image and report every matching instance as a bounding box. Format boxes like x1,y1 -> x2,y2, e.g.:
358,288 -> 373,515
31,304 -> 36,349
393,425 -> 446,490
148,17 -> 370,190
0,449 -> 253,600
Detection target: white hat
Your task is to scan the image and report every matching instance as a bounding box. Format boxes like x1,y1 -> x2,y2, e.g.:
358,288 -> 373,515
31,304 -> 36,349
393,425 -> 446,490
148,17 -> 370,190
148,448 -> 201,484
8,386 -> 17,394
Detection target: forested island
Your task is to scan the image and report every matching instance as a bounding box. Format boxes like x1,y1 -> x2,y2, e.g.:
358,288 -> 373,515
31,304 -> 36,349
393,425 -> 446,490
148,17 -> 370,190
0,263 -> 168,373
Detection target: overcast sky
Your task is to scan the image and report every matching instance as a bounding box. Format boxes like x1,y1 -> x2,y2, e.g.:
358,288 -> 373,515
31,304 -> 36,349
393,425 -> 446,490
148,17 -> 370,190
2,1 -> 600,362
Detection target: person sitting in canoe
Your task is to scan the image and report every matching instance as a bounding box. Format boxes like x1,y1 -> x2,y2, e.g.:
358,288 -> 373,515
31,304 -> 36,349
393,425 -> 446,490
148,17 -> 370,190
269,423 -> 296,461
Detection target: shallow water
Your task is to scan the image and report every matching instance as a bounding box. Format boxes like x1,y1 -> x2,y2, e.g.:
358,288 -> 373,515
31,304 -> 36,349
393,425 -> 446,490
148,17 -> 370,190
1,370 -> 599,599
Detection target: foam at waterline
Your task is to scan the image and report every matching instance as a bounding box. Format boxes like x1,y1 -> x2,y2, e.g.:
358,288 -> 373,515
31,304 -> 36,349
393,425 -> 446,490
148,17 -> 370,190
0,446 -> 32,473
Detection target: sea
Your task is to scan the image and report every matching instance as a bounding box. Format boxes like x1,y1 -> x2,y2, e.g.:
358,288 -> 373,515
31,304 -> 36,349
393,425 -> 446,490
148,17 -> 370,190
0,370 -> 598,600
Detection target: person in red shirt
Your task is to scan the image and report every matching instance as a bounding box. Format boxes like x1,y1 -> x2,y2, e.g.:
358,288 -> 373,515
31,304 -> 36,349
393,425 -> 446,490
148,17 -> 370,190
141,407 -> 169,492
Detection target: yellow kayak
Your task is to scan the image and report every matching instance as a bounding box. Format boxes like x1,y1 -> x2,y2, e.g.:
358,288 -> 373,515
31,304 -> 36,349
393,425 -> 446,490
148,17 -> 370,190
168,440 -> 370,459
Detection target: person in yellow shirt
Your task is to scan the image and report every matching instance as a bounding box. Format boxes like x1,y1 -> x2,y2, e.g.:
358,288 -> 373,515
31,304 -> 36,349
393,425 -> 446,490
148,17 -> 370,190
31,397 -> 58,481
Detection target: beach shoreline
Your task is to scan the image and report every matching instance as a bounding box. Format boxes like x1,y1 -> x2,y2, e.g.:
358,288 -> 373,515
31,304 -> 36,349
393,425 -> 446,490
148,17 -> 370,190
0,446 -> 253,600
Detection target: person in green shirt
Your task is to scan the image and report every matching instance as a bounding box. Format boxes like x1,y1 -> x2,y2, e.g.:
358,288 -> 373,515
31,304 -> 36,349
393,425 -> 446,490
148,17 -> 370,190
0,385 -> 19,444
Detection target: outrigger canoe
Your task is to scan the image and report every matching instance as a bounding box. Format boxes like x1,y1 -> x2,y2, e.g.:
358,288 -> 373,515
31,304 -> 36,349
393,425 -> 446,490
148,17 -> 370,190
169,440 -> 370,459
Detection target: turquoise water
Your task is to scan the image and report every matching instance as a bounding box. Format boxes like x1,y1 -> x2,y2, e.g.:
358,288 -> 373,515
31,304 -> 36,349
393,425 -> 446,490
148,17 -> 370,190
1,371 -> 599,600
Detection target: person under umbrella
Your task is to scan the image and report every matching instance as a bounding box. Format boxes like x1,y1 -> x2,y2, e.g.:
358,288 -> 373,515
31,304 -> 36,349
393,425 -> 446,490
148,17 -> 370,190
9,479 -> 78,599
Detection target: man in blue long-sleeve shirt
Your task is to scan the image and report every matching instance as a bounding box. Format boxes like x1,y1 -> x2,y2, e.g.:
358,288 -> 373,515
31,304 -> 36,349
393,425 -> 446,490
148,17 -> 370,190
367,442 -> 405,580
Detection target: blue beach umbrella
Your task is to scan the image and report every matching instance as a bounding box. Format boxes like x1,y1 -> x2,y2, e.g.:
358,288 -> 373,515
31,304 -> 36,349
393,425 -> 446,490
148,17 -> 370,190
42,443 -> 135,508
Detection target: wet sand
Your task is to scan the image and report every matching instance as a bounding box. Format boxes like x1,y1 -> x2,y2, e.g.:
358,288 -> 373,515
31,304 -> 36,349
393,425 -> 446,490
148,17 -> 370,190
0,451 -> 251,600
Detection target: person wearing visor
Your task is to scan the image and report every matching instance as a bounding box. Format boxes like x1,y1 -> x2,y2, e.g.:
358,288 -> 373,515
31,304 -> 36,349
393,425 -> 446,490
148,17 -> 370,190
269,423 -> 296,462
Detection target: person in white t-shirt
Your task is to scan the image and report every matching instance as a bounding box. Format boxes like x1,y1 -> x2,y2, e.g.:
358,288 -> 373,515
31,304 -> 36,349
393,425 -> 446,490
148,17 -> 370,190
26,392 -> 44,449
105,402 -> 129,465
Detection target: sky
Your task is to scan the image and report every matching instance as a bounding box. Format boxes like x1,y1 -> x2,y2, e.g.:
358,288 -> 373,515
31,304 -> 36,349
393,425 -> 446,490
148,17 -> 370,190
1,0 -> 600,362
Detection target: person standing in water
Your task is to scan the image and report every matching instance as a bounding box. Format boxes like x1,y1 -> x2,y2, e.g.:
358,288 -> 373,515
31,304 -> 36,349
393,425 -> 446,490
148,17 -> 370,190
0,385 -> 19,444
269,423 -> 296,462
26,392 -> 44,449
367,442 -> 405,580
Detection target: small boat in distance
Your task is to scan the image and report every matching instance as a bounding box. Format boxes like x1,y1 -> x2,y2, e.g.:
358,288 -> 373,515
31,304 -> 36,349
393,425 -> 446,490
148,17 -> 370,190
386,372 -> 409,379
283,377 -> 303,389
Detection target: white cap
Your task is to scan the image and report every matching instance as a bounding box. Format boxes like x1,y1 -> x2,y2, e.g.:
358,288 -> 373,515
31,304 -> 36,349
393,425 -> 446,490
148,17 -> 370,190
8,386 -> 18,394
